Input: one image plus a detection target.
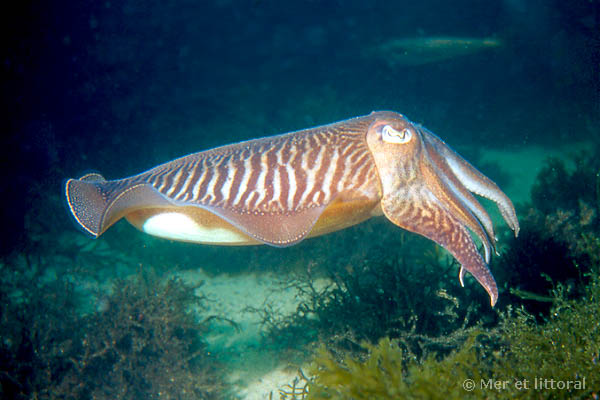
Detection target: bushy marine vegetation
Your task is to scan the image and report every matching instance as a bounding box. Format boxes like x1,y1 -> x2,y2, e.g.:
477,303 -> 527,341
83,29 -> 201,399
0,266 -> 224,400
255,230 -> 496,360
531,149 -> 600,217
495,148 -> 600,316
306,274 -> 600,400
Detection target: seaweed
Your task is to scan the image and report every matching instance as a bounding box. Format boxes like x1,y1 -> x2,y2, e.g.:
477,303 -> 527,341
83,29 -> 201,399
277,369 -> 311,400
0,263 -> 225,400
531,148 -> 600,216
306,333 -> 490,400
70,272 -> 223,400
493,280 -> 600,398
0,259 -> 83,399
493,213 -> 585,316
494,148 -> 600,316
254,231 -> 494,361
306,273 -> 600,400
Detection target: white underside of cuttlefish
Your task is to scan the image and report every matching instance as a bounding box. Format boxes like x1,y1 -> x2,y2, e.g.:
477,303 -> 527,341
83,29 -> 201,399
141,212 -> 249,243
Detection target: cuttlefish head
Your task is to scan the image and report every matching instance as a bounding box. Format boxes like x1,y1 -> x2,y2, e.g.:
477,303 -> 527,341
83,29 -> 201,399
366,111 -> 519,306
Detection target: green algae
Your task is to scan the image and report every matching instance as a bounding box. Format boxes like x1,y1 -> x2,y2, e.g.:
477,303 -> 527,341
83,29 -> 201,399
306,274 -> 600,400
306,333 -> 487,400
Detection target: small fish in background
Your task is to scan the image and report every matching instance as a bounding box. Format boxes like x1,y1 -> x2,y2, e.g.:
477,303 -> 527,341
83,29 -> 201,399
365,36 -> 503,67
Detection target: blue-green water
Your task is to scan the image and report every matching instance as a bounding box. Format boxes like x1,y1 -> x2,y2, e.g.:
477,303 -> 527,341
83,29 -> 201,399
2,1 -> 599,399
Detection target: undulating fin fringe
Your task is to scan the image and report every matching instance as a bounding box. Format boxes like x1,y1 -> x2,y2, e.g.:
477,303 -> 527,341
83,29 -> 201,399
65,175 -> 173,237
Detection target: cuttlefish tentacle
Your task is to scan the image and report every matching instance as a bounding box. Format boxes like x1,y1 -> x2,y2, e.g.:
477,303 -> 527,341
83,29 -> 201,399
381,187 -> 498,305
422,133 -> 498,246
365,118 -> 500,305
65,111 -> 519,307
425,131 -> 520,236
420,138 -> 494,264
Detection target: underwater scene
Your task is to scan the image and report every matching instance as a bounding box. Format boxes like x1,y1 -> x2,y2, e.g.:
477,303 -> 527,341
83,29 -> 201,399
2,1 -> 600,399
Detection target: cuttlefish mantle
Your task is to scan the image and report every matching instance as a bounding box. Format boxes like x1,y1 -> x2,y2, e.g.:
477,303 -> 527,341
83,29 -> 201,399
65,111 -> 519,306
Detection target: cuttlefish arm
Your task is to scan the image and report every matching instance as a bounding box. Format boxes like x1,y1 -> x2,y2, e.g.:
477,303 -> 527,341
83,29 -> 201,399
365,114 -> 519,306
65,111 -> 518,306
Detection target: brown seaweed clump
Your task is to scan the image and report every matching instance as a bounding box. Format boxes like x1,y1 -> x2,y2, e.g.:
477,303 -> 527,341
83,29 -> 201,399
494,150 -> 600,316
306,272 -> 600,400
253,228 -> 494,363
0,264 -> 224,400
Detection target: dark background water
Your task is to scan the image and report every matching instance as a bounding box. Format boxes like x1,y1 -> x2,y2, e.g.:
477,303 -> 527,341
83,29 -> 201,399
2,0 -> 599,255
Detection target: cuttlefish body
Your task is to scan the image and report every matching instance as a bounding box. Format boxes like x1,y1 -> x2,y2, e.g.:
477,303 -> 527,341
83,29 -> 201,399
65,111 -> 519,306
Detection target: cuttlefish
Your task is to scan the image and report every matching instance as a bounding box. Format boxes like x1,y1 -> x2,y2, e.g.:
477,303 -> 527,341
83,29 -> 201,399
65,111 -> 519,306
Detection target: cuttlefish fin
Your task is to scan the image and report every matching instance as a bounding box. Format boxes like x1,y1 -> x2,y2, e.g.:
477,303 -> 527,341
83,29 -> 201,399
204,205 -> 328,247
381,190 -> 498,306
65,175 -> 173,237
66,175 -> 328,246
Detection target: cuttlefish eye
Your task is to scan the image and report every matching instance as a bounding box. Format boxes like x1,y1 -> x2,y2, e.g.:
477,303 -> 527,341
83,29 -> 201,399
381,124 -> 412,144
